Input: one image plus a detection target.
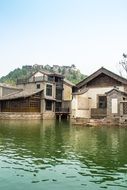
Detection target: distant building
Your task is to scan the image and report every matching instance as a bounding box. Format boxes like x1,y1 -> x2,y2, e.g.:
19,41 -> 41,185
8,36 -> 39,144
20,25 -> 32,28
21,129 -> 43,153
52,65 -> 59,69
22,65 -> 33,70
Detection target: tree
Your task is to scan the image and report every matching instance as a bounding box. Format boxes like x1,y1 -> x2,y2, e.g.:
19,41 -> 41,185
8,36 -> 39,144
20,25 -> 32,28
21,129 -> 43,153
119,53 -> 127,77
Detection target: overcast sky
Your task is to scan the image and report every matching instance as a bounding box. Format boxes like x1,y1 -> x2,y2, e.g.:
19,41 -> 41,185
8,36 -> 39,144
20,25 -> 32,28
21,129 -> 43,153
0,0 -> 127,77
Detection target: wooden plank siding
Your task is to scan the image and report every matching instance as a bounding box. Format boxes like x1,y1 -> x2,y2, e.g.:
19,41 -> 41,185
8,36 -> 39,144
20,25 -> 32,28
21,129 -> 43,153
1,93 -> 41,112
91,108 -> 107,119
86,73 -> 122,88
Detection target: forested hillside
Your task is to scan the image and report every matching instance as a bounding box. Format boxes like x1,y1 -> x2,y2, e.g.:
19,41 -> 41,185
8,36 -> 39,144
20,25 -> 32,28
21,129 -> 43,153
0,64 -> 86,84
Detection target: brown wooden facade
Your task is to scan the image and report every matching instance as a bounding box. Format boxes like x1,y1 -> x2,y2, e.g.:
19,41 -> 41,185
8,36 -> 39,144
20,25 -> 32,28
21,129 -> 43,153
0,71 -> 73,120
86,73 -> 122,88
0,92 -> 41,112
76,67 -> 127,89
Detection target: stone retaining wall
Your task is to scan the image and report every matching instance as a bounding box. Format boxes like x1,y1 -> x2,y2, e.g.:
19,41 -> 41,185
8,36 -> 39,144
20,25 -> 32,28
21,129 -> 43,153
42,111 -> 55,120
71,117 -> 90,125
0,112 -> 42,120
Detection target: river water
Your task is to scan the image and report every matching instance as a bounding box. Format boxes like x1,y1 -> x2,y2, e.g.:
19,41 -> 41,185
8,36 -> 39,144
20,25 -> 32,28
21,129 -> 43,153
0,120 -> 127,190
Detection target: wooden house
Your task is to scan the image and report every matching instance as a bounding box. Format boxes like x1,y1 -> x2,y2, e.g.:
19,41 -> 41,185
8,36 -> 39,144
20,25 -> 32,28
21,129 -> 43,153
0,70 -> 74,120
72,67 -> 127,124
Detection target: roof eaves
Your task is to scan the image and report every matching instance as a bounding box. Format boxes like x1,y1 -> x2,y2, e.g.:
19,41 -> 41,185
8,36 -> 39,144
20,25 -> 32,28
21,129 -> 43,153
72,88 -> 88,95
0,89 -> 43,101
63,79 -> 75,86
76,67 -> 127,88
105,88 -> 127,96
0,83 -> 22,90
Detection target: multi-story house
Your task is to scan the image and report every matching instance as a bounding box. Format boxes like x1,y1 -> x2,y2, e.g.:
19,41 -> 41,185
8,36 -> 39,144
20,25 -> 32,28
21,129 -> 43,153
0,70 -> 74,120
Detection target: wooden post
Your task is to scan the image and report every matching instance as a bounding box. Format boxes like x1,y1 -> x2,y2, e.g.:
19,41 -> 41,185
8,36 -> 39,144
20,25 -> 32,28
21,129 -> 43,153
0,102 -> 1,112
67,114 -> 70,121
40,99 -> 45,113
59,114 -> 61,122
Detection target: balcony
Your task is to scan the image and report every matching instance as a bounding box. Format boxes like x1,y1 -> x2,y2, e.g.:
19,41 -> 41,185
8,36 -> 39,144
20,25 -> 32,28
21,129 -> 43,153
17,79 -> 28,85
55,107 -> 70,113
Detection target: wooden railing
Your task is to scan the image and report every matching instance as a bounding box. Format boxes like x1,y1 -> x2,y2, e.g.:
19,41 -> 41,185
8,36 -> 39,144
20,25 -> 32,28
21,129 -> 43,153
91,108 -> 107,119
17,79 -> 28,84
55,108 -> 70,113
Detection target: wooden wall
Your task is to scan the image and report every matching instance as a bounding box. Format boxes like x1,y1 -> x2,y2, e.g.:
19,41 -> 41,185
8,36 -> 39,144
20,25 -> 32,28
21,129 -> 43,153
1,93 -> 41,112
86,73 -> 122,88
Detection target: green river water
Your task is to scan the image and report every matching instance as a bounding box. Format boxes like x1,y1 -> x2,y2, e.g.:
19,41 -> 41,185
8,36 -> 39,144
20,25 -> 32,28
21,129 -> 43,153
0,120 -> 127,190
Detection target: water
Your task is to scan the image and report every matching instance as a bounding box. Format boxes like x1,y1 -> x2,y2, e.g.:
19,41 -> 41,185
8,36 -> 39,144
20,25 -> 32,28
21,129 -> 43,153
0,120 -> 127,190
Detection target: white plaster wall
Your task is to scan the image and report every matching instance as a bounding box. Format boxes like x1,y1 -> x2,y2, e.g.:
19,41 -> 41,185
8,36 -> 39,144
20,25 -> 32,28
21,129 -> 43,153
0,87 -> 2,97
74,110 -> 90,118
77,96 -> 89,109
63,84 -> 72,101
72,95 -> 91,118
34,72 -> 44,77
86,86 -> 124,108
17,83 -> 45,91
72,95 -> 77,118
29,72 -> 47,82
72,95 -> 77,110
72,86 -> 124,119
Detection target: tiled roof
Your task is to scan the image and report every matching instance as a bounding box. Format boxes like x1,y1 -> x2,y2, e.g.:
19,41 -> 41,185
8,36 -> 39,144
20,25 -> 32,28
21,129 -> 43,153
0,89 -> 43,100
63,79 -> 75,86
0,83 -> 21,90
76,67 -> 127,88
105,88 -> 127,96
28,70 -> 63,79
72,88 -> 88,95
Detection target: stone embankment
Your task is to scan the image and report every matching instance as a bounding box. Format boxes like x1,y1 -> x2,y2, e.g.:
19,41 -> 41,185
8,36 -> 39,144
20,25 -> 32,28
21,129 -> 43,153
0,112 -> 42,120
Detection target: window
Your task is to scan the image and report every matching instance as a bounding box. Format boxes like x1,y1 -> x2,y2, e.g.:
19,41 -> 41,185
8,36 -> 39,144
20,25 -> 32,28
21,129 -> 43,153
56,89 -> 62,100
55,77 -> 61,82
112,98 -> 118,113
48,76 -> 54,82
36,84 -> 40,89
46,100 -> 52,111
55,102 -> 62,112
46,84 -> 52,96
98,96 -> 107,108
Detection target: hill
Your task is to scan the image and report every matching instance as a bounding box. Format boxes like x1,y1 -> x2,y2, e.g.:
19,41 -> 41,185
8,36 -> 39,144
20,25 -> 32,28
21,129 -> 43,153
0,64 -> 86,85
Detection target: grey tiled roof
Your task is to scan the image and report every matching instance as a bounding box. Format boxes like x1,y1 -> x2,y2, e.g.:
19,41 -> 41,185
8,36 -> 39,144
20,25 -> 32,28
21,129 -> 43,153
76,67 -> 127,88
72,88 -> 88,95
0,83 -> 21,90
63,79 -> 75,86
0,89 -> 43,100
105,88 -> 127,96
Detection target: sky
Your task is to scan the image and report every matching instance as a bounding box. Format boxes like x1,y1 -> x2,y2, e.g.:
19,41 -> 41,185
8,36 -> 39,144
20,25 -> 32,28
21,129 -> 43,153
0,0 -> 127,77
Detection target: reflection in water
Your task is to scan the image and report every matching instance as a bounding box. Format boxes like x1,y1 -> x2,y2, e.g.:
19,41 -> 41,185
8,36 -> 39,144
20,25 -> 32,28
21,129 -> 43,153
0,120 -> 127,189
